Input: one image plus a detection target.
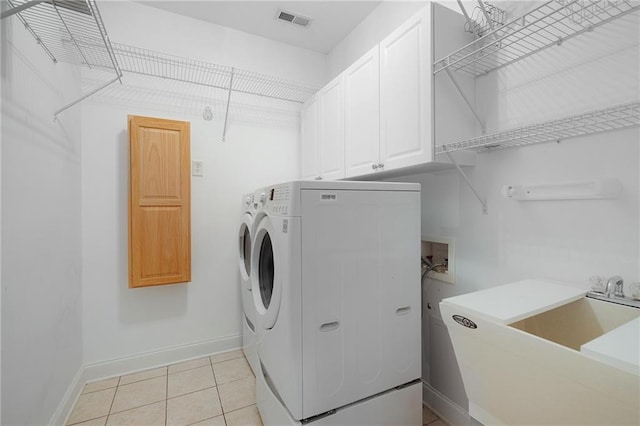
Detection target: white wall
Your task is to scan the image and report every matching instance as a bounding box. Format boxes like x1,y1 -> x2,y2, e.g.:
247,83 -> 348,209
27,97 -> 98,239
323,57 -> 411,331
386,4 -> 640,423
393,125 -> 640,421
326,0 -> 483,80
1,14 -> 83,425
327,1 -> 428,79
99,1 -> 327,86
79,1 -> 325,369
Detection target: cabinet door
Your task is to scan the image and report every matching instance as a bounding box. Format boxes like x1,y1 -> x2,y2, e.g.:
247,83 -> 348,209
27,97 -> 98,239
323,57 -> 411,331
379,6 -> 432,171
319,75 -> 345,180
129,115 -> 191,288
300,95 -> 321,180
344,46 -> 380,178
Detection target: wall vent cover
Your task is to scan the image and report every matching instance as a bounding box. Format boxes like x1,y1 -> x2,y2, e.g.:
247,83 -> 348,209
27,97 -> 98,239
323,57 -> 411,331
277,9 -> 312,28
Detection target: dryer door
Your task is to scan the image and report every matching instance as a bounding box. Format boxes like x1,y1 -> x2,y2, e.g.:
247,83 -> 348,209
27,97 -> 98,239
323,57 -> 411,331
251,216 -> 282,330
238,213 -> 253,290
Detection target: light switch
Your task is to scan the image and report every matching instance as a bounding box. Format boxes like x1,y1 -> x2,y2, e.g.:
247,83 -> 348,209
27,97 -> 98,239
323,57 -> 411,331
192,160 -> 204,177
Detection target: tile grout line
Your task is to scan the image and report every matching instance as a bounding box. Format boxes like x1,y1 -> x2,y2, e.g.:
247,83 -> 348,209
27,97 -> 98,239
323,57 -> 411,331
167,385 -> 218,401
224,402 -> 258,416
426,416 -> 443,426
218,355 -> 259,424
185,414 -> 222,426
210,355 -> 228,426
82,354 -> 238,394
80,385 -> 118,396
104,376 -> 121,426
81,353 -> 243,393
68,354 -> 247,426
66,386 -> 118,426
165,367 -> 169,426
105,399 -> 167,418
118,371 -> 167,387
216,373 -> 254,388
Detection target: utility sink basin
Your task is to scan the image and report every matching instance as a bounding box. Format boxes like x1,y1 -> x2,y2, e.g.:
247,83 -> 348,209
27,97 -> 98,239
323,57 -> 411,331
440,280 -> 640,426
510,296 -> 640,370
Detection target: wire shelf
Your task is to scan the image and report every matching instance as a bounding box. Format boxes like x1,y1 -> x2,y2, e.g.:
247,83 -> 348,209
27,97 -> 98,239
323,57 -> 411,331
4,1 -> 319,105
436,102 -> 640,153
5,0 -> 122,76
464,2 -> 507,37
109,43 -> 321,104
434,0 -> 640,77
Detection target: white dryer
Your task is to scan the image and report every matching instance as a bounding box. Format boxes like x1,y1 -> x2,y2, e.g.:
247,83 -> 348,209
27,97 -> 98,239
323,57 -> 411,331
238,192 -> 258,375
250,180 -> 422,425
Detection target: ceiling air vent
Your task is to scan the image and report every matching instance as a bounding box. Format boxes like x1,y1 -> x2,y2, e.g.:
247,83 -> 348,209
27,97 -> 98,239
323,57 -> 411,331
277,9 -> 312,28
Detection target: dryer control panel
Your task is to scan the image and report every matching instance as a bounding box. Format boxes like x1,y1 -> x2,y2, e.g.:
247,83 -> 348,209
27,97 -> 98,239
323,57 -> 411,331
255,183 -> 295,216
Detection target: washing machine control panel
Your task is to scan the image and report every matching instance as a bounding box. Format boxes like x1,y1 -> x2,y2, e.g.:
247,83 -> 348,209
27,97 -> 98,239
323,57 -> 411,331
259,183 -> 292,216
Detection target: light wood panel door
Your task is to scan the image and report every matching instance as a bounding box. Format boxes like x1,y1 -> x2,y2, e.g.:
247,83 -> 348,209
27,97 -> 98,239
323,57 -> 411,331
129,115 -> 191,288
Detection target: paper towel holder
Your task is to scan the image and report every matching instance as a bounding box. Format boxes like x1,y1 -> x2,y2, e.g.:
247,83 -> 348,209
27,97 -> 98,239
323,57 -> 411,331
501,178 -> 622,201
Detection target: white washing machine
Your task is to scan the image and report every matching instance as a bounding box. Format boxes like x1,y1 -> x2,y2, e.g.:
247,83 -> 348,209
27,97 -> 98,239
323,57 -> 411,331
250,180 -> 422,425
238,192 -> 258,375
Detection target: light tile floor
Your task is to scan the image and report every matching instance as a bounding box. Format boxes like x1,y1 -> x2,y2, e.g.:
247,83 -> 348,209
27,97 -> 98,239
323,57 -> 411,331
422,405 -> 448,426
67,350 -> 261,426
69,349 -> 448,426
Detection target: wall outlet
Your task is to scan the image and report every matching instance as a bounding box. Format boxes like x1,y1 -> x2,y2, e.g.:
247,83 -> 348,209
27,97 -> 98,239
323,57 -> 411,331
192,160 -> 204,177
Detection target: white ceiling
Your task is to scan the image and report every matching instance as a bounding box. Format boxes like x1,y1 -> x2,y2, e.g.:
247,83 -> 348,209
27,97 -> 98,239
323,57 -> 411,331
138,1 -> 382,54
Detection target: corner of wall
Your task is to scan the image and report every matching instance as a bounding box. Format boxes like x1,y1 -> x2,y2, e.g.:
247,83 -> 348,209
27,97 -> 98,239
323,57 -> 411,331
423,381 -> 470,426
49,368 -> 85,426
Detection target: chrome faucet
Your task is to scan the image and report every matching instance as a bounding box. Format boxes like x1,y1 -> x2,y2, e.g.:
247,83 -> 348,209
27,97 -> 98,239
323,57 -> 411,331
604,276 -> 624,298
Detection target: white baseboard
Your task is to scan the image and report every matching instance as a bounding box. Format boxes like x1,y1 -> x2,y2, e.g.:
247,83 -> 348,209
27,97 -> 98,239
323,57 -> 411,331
50,367 -> 85,426
51,334 -> 241,425
423,381 -> 471,426
81,334 -> 242,383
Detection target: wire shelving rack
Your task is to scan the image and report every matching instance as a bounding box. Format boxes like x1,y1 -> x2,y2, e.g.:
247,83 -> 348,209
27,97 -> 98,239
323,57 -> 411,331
2,0 -> 321,127
110,43 -> 320,104
434,0 -> 640,77
436,102 -> 640,154
3,0 -> 122,79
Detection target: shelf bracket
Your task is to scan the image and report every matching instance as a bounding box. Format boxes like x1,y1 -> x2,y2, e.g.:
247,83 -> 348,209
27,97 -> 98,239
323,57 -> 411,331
1,0 -> 45,20
456,0 -> 479,39
53,75 -> 121,119
222,68 -> 235,142
444,68 -> 486,133
445,151 -> 487,214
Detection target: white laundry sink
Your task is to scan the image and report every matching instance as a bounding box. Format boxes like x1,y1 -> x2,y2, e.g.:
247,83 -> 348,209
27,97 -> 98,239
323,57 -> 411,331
440,280 -> 640,426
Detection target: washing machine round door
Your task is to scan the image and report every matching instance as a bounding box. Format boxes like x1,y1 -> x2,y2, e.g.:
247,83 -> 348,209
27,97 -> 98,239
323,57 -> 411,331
251,216 -> 282,330
238,213 -> 253,290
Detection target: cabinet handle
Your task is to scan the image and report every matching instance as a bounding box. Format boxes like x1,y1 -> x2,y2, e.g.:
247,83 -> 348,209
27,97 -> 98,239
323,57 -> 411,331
372,164 -> 378,170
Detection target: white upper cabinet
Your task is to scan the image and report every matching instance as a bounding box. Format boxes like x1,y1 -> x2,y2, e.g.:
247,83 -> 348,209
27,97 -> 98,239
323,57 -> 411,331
300,94 -> 321,180
299,4 -> 471,180
379,5 -> 432,171
318,75 -> 346,180
344,46 -> 380,178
